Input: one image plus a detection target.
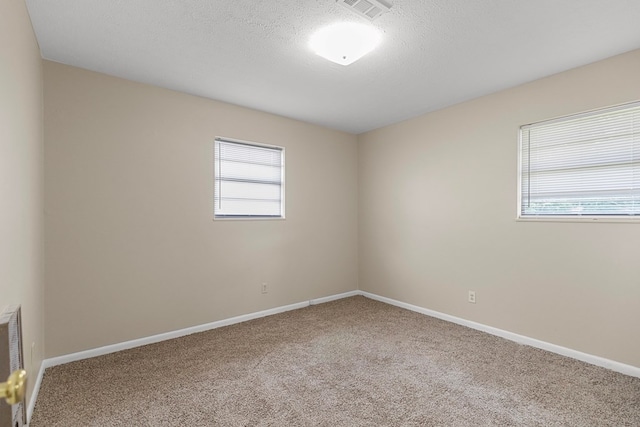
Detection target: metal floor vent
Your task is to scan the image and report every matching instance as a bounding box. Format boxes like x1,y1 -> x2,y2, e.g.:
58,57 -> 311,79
337,0 -> 391,21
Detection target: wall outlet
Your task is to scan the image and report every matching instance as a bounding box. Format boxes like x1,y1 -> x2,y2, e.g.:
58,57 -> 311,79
468,290 -> 476,304
261,283 -> 268,294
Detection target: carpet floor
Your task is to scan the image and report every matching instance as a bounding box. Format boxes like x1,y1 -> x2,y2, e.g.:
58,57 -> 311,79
30,296 -> 640,426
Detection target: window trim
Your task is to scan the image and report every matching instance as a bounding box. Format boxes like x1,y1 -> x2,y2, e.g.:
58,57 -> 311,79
213,137 -> 286,221
516,100 -> 640,223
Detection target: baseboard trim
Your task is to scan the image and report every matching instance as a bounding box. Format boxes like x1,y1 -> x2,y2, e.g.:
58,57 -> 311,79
29,288 -> 640,423
44,303 -> 308,369
27,361 -> 46,424
310,290 -> 360,305
29,290 -> 360,422
360,291 -> 640,379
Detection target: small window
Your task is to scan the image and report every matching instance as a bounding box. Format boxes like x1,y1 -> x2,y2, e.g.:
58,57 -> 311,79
214,138 -> 285,219
518,101 -> 640,219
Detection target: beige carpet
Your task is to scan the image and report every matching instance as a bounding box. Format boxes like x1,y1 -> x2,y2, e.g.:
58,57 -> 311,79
31,296 -> 640,426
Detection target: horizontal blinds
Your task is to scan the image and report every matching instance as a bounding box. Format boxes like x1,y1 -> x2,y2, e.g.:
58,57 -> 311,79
215,139 -> 284,218
521,101 -> 640,216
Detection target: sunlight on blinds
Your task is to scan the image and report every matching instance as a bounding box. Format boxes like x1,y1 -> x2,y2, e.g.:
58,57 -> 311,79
214,139 -> 284,218
520,101 -> 640,217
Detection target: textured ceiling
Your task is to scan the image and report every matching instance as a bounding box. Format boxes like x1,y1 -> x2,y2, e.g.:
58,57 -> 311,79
26,0 -> 640,134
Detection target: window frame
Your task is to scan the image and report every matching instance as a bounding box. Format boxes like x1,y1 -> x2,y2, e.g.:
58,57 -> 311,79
517,101 -> 640,223
213,137 -> 285,221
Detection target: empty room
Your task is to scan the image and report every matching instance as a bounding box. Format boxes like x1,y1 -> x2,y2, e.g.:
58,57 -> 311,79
1,0 -> 639,425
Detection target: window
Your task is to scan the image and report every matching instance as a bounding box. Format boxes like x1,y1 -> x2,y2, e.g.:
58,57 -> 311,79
518,101 -> 640,219
214,138 -> 284,219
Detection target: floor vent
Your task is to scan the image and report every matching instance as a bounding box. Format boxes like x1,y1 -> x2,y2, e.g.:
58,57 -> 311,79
337,0 -> 391,21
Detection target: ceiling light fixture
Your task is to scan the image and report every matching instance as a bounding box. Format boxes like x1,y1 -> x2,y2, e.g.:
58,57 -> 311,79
309,22 -> 382,66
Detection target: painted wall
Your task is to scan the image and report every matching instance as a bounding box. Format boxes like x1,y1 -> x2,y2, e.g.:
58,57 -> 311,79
44,61 -> 358,357
358,49 -> 640,368
0,0 -> 45,406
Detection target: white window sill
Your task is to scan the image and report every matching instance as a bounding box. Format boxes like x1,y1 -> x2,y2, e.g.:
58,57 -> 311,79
516,216 -> 640,224
213,216 -> 286,221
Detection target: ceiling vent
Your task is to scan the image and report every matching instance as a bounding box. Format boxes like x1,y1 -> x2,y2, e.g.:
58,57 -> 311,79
337,0 -> 391,21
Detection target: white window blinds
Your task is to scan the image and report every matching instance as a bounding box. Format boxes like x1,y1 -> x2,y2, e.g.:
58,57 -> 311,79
519,101 -> 640,217
214,138 -> 284,218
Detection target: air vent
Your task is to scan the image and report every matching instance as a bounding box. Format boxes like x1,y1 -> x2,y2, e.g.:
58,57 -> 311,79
337,0 -> 391,21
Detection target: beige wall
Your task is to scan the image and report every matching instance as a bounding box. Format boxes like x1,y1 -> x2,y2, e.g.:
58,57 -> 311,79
44,61 -> 358,357
358,49 -> 640,368
0,0 -> 45,406
43,47 -> 640,367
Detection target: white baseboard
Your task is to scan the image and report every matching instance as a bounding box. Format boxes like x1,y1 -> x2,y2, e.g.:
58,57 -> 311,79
43,303 -> 307,369
28,288 -> 640,423
310,290 -> 360,305
28,290 -> 359,422
360,291 -> 640,379
26,360 -> 46,424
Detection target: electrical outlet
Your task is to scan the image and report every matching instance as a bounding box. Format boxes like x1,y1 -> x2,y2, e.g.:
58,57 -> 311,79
261,283 -> 268,294
468,291 -> 476,304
